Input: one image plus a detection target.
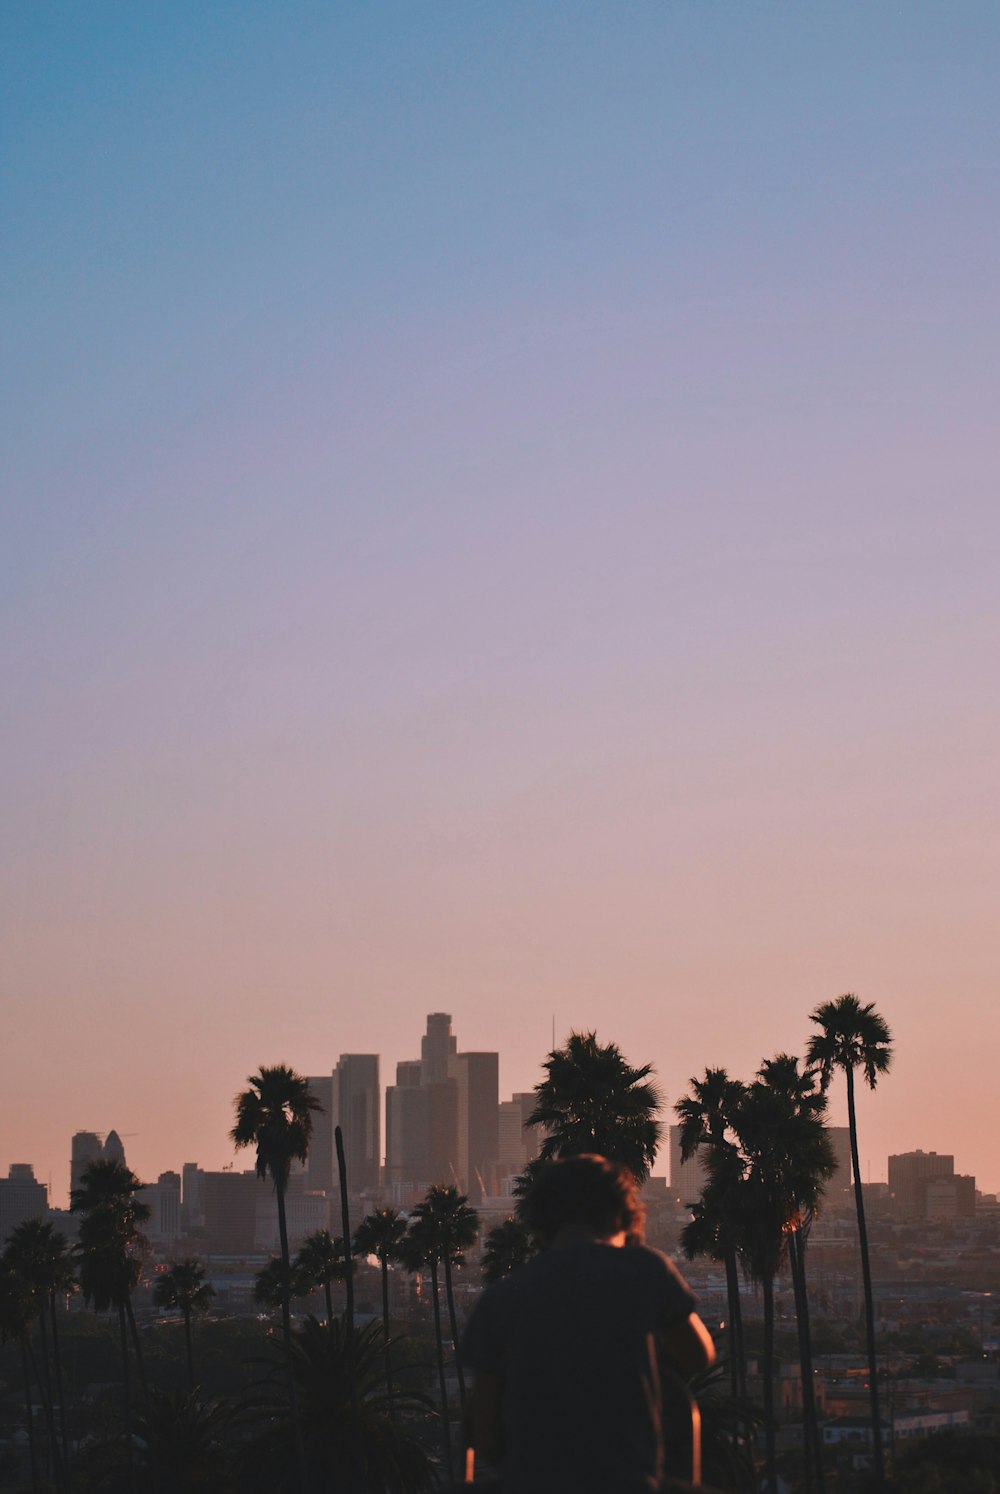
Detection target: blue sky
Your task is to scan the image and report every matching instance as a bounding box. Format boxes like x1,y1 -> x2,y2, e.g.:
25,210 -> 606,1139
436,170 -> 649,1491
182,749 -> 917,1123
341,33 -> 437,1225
3,3 -> 999,1197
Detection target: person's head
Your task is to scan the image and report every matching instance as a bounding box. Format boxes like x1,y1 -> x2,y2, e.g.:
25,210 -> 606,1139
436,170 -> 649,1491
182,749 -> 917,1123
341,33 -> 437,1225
519,1154 -> 645,1247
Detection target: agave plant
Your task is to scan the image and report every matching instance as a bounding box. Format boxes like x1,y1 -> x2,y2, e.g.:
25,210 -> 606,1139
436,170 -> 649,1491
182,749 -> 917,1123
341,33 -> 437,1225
243,1314 -> 435,1494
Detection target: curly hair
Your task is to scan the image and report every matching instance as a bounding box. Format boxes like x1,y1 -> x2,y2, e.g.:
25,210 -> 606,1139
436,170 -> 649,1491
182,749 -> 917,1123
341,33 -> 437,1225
519,1154 -> 646,1246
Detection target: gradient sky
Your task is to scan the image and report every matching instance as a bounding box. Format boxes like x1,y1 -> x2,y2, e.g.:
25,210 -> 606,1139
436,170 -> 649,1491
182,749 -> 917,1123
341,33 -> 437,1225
3,3 -> 999,1206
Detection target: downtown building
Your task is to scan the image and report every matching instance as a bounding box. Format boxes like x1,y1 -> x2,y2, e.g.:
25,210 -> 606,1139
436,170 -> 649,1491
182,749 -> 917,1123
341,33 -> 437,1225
385,1013 -> 499,1205
305,1054 -> 381,1200
888,1150 -> 976,1220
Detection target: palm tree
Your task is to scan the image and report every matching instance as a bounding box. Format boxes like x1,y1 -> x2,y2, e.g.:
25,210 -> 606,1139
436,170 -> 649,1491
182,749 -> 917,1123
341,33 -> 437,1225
3,1219 -> 75,1489
254,1255 -> 313,1313
295,1230 -> 352,1329
675,1068 -> 748,1400
757,1054 -> 837,1494
409,1185 -> 479,1426
807,994 -> 893,1485
231,1063 -> 322,1492
230,1066 -> 321,1348
0,1252 -> 43,1492
400,1216 -> 452,1472
481,1217 -> 535,1284
354,1207 -> 409,1390
153,1257 -> 215,1389
71,1155 -> 151,1440
527,1031 -> 662,1181
689,1070 -> 834,1494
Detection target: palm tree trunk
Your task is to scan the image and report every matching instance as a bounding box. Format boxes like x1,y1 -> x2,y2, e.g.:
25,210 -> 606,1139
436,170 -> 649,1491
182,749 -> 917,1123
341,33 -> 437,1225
34,1314 -> 66,1493
761,1273 -> 776,1494
380,1257 -> 394,1396
49,1294 -> 71,1483
124,1295 -> 148,1401
323,1277 -> 334,1330
334,1125 -> 360,1494
19,1335 -> 40,1494
335,1127 -> 355,1335
429,1259 -> 452,1473
723,1244 -> 745,1401
117,1304 -> 137,1494
183,1306 -> 195,1391
442,1253 -> 467,1423
789,1228 -> 824,1494
275,1178 -> 308,1494
847,1066 -> 885,1484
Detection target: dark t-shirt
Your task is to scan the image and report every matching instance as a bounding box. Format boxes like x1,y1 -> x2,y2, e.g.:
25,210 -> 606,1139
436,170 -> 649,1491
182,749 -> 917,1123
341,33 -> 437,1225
462,1242 -> 697,1494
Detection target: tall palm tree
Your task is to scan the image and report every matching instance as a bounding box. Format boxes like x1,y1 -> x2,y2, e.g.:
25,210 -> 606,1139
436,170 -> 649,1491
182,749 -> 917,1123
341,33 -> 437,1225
409,1185 -> 479,1428
295,1230 -> 352,1330
354,1207 -> 409,1391
230,1066 -> 321,1351
254,1255 -> 313,1314
232,1063 -> 321,1492
71,1160 -> 151,1388
675,1067 -> 748,1400
757,1054 -> 837,1494
4,1219 -> 75,1490
691,1071 -> 834,1494
71,1157 -> 151,1494
153,1257 -> 215,1389
527,1031 -> 662,1182
400,1216 -> 452,1473
807,994 -> 893,1485
0,1251 -> 43,1493
481,1217 -> 535,1284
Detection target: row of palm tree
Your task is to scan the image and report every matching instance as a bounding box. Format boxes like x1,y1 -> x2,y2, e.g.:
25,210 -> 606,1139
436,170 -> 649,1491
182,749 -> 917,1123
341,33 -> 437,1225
675,994 -> 893,1492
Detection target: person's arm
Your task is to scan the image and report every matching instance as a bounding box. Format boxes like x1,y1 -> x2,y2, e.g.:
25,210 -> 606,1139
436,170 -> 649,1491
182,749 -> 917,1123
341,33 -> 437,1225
661,1311 -> 716,1378
470,1370 -> 504,1466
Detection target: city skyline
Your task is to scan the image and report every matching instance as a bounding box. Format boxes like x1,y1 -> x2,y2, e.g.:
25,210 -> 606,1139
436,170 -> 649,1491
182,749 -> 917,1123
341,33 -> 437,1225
8,1006 -> 991,1211
5,8 -> 999,1206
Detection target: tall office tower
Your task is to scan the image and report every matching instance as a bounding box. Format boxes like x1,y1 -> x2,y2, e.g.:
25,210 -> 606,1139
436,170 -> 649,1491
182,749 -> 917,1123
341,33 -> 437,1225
385,1070 -> 460,1195
70,1131 -> 104,1197
888,1149 -> 954,1216
822,1126 -> 853,1203
449,1051 -> 499,1202
141,1171 -> 181,1244
888,1150 -> 974,1219
332,1054 -> 381,1193
497,1092 -> 542,1183
421,1013 -> 457,1084
426,1081 -> 460,1187
181,1163 -> 205,1230
103,1130 -> 126,1166
668,1125 -> 708,1209
305,1076 -> 335,1193
386,1081 -> 430,1188
202,1170 -> 270,1254
0,1164 -> 48,1245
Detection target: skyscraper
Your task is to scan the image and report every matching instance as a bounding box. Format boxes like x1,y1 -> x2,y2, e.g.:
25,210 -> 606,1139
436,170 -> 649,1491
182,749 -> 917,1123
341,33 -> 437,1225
332,1054 -> 381,1194
668,1125 -> 707,1209
70,1131 -> 104,1197
305,1076 -> 335,1194
449,1051 -> 499,1202
421,1012 -> 457,1084
385,1014 -> 498,1200
497,1092 -> 541,1186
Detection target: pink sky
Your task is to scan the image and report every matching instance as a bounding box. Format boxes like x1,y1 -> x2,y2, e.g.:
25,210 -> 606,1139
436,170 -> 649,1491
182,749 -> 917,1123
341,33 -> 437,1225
3,5 -> 998,1205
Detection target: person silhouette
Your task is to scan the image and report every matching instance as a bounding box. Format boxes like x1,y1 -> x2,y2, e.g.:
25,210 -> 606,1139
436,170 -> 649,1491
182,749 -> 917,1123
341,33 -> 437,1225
463,1154 -> 715,1493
